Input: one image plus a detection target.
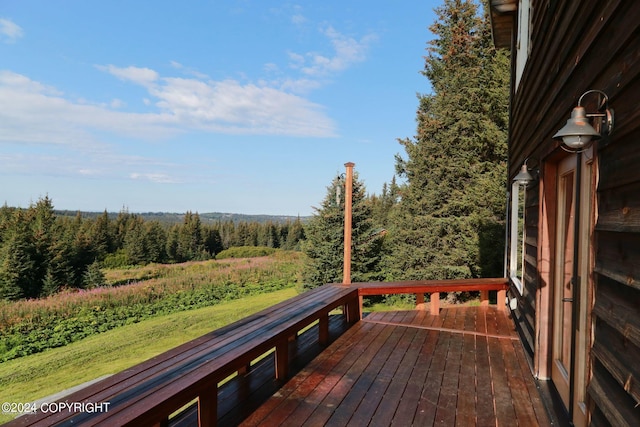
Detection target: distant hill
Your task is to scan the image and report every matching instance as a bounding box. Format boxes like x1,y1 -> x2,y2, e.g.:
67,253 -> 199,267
53,210 -> 310,225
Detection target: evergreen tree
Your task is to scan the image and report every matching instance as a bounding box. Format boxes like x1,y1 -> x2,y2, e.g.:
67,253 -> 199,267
165,225 -> 181,262
67,212 -> 97,288
123,215 -> 147,265
370,177 -> 400,228
387,0 -> 509,280
30,196 -> 56,296
0,210 -> 38,299
42,220 -> 76,295
89,210 -> 114,259
83,260 -> 106,288
264,222 -> 280,248
143,221 -> 168,263
218,220 -> 235,250
283,218 -> 305,250
170,212 -> 207,262
113,208 -> 134,251
302,172 -> 383,289
202,225 -> 223,257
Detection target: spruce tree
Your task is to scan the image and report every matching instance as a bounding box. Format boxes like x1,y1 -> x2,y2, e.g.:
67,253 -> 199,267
123,216 -> 147,265
144,221 -> 168,263
302,172 -> 383,289
388,0 -> 509,280
0,210 -> 38,300
89,210 -> 114,260
284,218 -> 305,250
42,221 -> 76,295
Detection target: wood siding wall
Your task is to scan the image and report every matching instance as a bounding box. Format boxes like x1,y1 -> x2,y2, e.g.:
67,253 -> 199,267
505,1 -> 640,425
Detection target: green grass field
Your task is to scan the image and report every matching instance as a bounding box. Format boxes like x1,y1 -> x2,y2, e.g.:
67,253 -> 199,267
0,288 -> 296,424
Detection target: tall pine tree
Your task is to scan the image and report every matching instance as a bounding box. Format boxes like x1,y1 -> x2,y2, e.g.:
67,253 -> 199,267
387,0 -> 509,280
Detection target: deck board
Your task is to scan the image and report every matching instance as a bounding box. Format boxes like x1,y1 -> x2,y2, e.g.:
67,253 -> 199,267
242,306 -> 551,427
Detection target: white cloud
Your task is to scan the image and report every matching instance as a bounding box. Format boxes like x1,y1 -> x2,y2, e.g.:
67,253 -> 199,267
130,172 -> 181,184
298,26 -> 376,77
0,70 -> 180,150
0,18 -> 23,43
78,168 -> 101,176
279,77 -> 322,94
287,51 -> 306,68
96,64 -> 159,86
291,13 -> 306,25
93,65 -> 335,136
263,63 -> 279,73
277,26 -> 376,94
110,98 -> 125,109
0,67 -> 335,152
169,60 -> 209,79
0,22 -> 373,171
145,77 -> 333,135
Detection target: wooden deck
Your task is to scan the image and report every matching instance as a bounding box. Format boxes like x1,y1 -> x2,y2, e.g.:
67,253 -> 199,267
241,306 -> 551,427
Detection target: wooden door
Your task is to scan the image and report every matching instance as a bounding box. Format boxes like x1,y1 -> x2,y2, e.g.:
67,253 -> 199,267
551,151 -> 593,426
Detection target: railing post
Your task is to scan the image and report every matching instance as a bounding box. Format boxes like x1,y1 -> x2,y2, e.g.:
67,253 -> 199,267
198,386 -> 217,427
497,289 -> 506,311
275,340 -> 289,380
480,290 -> 489,306
430,292 -> 440,315
416,293 -> 425,310
153,418 -> 169,427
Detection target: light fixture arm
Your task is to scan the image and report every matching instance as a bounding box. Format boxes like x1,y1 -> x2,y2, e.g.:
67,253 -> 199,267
578,89 -> 615,135
553,89 -> 614,151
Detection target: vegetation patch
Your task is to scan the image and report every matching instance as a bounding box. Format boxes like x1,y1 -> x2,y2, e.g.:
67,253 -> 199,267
215,246 -> 277,259
0,251 -> 304,362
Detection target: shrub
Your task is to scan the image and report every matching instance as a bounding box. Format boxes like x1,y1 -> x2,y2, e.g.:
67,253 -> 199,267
215,246 -> 277,259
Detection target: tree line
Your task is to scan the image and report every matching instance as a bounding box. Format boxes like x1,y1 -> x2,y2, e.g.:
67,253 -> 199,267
0,197 -> 305,300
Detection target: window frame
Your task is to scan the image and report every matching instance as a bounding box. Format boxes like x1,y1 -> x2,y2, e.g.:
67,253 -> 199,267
509,180 -> 526,295
515,0 -> 532,90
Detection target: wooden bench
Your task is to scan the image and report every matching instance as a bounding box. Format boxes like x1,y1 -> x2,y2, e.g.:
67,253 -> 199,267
8,285 -> 360,427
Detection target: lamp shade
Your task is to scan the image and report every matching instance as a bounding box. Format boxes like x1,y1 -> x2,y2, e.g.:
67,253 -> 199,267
513,164 -> 534,185
553,106 -> 601,150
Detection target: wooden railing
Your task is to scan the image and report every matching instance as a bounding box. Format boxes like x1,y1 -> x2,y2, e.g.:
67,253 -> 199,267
354,277 -> 509,315
7,278 -> 508,427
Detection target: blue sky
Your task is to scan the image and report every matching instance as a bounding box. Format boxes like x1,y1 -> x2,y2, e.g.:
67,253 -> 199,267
1,1 -> 439,216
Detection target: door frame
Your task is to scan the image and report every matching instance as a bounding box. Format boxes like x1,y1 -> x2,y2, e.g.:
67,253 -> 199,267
535,147 -> 596,426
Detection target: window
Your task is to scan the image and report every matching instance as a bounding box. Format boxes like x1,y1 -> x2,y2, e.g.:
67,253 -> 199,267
515,0 -> 532,90
509,181 -> 526,294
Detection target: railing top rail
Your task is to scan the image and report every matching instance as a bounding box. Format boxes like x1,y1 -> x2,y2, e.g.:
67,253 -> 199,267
331,277 -> 509,295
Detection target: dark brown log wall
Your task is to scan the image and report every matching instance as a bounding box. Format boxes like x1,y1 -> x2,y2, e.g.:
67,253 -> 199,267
504,0 -> 640,425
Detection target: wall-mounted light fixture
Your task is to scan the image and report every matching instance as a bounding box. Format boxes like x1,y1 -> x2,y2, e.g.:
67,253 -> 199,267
513,158 -> 536,186
553,89 -> 614,151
